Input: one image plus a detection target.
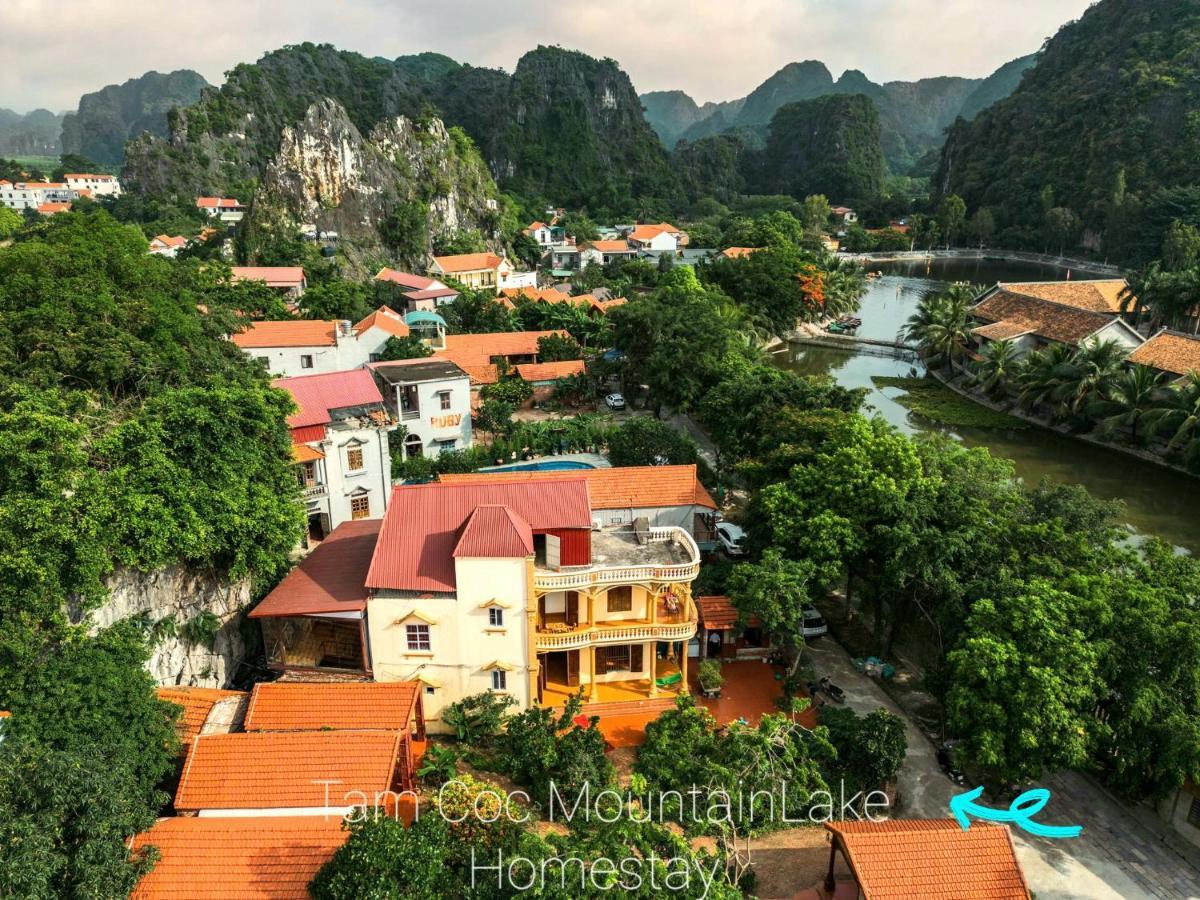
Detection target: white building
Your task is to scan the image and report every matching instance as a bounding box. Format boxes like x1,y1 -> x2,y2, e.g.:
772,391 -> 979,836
627,222 -> 682,254
196,197 -> 246,223
149,235 -> 188,258
250,465 -> 713,730
64,173 -> 121,197
231,266 -> 308,303
0,181 -> 81,210
231,307 -> 413,377
274,368 -> 395,539
368,358 -> 472,459
524,221 -> 555,247
580,240 -> 637,267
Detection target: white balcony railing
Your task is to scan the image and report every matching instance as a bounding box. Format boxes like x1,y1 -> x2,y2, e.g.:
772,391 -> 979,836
535,619 -> 697,652
302,484 -> 327,499
533,527 -> 700,591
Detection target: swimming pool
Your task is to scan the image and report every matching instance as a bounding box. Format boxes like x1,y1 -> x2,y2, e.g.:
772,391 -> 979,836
482,459 -> 596,473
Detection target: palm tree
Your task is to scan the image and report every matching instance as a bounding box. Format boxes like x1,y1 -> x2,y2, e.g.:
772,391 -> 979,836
1089,364 -> 1167,445
900,283 -> 975,369
1051,339 -> 1128,419
1130,266 -> 1200,334
969,339 -> 1022,399
1017,343 -> 1075,415
822,260 -> 868,319
1143,371 -> 1200,468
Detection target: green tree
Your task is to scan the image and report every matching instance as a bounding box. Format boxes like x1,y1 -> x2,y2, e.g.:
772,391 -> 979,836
967,208 -> 995,248
969,338 -> 1021,399
1143,371 -> 1200,469
800,194 -> 832,235
440,288 -> 516,334
727,550 -> 822,671
536,332 -> 583,362
1160,220 -> 1200,272
936,194 -> 967,248
0,206 -> 21,239
1043,206 -> 1081,256
605,416 -> 699,467
1089,364 -> 1167,445
298,280 -> 377,322
378,334 -> 433,360
900,283 -> 974,368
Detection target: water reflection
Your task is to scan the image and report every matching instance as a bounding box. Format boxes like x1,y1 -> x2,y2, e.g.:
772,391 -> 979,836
775,260 -> 1200,553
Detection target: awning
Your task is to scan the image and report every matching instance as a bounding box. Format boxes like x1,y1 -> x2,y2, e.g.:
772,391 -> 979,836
292,444 -> 324,463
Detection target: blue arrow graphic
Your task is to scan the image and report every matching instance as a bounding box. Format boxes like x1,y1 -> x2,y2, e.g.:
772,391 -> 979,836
949,785 -> 1082,839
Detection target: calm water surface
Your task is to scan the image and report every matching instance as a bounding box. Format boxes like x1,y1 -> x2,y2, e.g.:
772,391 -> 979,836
775,258 -> 1200,552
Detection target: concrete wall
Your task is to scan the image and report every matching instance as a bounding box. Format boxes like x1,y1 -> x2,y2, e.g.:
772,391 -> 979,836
394,375 -> 473,457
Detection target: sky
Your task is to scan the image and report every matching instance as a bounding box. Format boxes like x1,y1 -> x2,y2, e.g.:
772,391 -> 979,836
3,0 -> 1097,113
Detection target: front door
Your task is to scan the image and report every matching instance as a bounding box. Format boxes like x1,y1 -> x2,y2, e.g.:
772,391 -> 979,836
566,649 -> 580,686
566,592 -> 579,626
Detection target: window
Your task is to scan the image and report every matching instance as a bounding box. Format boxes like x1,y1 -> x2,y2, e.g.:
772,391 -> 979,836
606,586 -> 632,613
439,390 -> 452,411
346,447 -> 364,471
297,461 -> 316,487
425,686 -> 436,696
491,670 -> 507,691
599,645 -> 631,672
405,624 -> 430,652
350,495 -> 370,520
488,607 -> 504,627
255,356 -> 269,367
300,354 -> 314,369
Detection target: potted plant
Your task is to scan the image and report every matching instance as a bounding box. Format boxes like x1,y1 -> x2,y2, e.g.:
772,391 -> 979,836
698,659 -> 724,698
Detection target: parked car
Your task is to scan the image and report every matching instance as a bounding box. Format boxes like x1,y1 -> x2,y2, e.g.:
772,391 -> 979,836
604,392 -> 626,410
715,522 -> 747,557
801,605 -> 827,638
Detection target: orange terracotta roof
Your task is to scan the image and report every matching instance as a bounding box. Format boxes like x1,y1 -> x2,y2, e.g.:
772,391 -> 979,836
231,266 -> 306,287
630,224 -> 673,242
431,252 -> 503,274
157,687 -> 246,746
826,819 -> 1029,900
972,291 -> 1128,346
515,359 -> 586,382
721,247 -> 760,259
63,173 -> 115,180
598,297 -> 627,312
37,201 -> 71,214
175,730 -> 402,811
586,240 -> 635,253
130,816 -> 347,899
697,595 -> 739,630
433,330 -> 566,369
500,285 -> 563,303
251,518 -> 381,618
440,463 -> 716,511
971,320 -> 1035,341
291,444 -> 324,462
151,235 -> 187,249
354,306 -> 410,339
244,682 -> 420,732
0,710 -> 9,719
1128,330 -> 1200,376
998,279 -> 1128,314
526,221 -> 548,231
230,320 -> 337,349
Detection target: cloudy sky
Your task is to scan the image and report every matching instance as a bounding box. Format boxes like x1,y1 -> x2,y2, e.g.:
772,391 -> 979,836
4,0 -> 1095,112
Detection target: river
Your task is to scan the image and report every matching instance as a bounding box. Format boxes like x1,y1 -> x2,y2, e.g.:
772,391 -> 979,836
773,257 -> 1200,553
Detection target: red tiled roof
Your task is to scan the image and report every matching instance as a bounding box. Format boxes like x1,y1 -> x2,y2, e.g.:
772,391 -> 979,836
404,287 -> 459,301
37,201 -> 71,214
720,247 -> 760,259
586,240 -> 635,253
130,816 -> 348,899
375,268 -> 436,290
997,279 -> 1128,314
150,234 -> 187,249
515,359 -> 586,382
230,320 -> 337,349
366,480 -> 592,592
353,306 -> 410,339
440,464 -> 717,511
175,730 -> 401,811
156,687 -> 246,746
231,266 -> 306,287
826,819 -> 1030,900
434,330 -> 564,369
196,197 -> 241,208
250,519 -> 381,618
630,224 -> 672,242
454,505 -> 534,558
1128,330 -> 1200,376
972,291 -> 1126,346
272,369 -> 383,428
244,682 -> 420,732
431,252 -> 503,274
697,595 -> 739,630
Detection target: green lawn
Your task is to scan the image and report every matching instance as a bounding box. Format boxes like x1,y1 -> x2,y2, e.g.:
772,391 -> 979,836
7,155 -> 60,172
872,376 -> 1029,430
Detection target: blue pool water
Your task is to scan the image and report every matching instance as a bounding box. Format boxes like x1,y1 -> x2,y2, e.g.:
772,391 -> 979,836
483,459 -> 596,472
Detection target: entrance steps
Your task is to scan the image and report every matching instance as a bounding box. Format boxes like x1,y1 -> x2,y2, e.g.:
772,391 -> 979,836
549,694 -> 681,717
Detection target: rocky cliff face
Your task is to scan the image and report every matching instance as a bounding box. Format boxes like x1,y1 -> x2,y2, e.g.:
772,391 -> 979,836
81,564 -> 250,688
0,108 -> 63,156
242,99 -> 500,274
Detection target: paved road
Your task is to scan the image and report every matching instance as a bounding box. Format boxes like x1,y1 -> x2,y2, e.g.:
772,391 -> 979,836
806,638 -> 1200,900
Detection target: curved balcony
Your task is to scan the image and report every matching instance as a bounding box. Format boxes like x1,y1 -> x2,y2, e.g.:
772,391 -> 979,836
533,526 -> 700,591
535,618 -> 697,652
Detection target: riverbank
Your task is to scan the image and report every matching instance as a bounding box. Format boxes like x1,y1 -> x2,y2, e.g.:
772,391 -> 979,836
844,247 -> 1122,277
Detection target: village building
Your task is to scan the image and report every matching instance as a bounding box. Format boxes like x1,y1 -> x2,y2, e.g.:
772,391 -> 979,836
969,283 -> 1143,358
428,252 -> 535,295
156,687 -> 247,747
148,234 -> 188,257
627,222 -> 684,254
173,729 -> 414,815
431,329 -> 566,387
0,180 -> 82,210
524,220 -> 555,246
63,172 -> 121,196
231,265 -> 308,301
129,817 -> 349,899
274,368 -> 394,538
547,241 -> 581,274
374,267 -> 460,310
820,819 -> 1030,899
250,466 -> 710,729
695,595 -> 771,661
231,306 -> 412,377
1127,330 -> 1200,383
368,357 -> 473,458
195,196 -> 246,222
720,246 -> 761,260
830,206 -> 858,235
37,201 -> 72,215
580,239 -> 638,267
242,681 -> 425,738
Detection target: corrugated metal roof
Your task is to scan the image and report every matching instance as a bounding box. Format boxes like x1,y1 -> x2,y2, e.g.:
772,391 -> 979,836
243,682 -> 419,732
366,480 -> 591,592
453,505 -> 534,558
250,519 -> 380,618
273,369 -> 384,428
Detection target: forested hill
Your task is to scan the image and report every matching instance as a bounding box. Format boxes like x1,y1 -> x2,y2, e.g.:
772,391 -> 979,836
642,54 -> 1037,172
935,0 -> 1200,264
122,43 -> 675,214
60,70 -> 209,167
0,108 -> 63,156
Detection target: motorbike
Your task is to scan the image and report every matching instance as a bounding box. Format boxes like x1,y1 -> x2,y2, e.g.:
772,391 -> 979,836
936,743 -> 966,785
819,676 -> 846,704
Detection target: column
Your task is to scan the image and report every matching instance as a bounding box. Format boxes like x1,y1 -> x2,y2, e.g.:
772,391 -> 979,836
589,645 -> 598,702
650,586 -> 658,624
680,642 -> 689,694
648,641 -> 659,697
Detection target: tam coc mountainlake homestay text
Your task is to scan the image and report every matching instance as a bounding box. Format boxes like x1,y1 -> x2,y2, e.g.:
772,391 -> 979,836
3,2 -> 1200,899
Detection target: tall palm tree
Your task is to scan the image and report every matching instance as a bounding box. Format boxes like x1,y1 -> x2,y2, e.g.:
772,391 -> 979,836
1131,266 -> 1200,334
1017,343 -> 1075,415
969,339 -> 1022,399
900,283 -> 975,369
1051,339 -> 1128,419
1089,363 -> 1168,445
1143,371 -> 1200,468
